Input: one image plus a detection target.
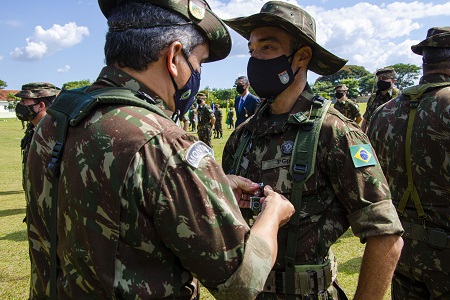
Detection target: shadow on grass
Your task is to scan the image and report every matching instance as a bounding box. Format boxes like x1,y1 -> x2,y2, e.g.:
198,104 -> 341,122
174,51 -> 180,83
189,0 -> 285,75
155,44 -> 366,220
0,190 -> 24,196
338,256 -> 363,275
0,208 -> 26,218
0,230 -> 27,242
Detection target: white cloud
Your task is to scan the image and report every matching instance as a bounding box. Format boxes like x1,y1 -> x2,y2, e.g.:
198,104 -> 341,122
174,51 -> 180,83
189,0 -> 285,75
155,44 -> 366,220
57,65 -> 71,73
10,22 -> 90,61
0,20 -> 23,27
210,1 -> 449,75
0,55 -> 3,60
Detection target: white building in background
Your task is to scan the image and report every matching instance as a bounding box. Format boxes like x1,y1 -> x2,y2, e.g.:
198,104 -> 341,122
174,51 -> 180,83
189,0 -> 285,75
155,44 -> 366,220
0,90 -> 19,118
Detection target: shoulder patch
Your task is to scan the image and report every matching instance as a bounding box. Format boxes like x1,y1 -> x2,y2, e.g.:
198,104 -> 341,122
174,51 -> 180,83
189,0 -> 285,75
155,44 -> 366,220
185,141 -> 214,168
350,144 -> 377,168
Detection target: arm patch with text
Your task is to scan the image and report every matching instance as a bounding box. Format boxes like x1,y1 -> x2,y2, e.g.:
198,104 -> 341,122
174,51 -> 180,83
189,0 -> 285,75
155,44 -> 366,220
184,141 -> 214,168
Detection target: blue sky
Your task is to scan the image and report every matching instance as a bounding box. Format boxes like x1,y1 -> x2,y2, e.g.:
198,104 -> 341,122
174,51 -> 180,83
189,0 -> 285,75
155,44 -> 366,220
1,0 -> 450,91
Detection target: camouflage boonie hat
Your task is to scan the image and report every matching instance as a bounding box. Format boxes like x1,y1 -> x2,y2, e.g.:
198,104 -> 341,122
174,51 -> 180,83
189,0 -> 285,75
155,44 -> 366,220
15,82 -> 60,99
98,0 -> 231,63
196,92 -> 207,98
411,26 -> 450,55
334,84 -> 348,91
376,67 -> 397,79
223,1 -> 347,75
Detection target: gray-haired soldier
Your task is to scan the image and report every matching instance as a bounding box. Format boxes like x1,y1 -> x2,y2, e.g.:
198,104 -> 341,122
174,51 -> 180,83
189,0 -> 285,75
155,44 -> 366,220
25,1 -> 294,299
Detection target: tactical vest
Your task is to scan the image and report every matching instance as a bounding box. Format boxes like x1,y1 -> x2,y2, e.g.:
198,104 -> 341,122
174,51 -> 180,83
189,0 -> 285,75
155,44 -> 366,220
229,96 -> 338,299
45,87 -> 170,299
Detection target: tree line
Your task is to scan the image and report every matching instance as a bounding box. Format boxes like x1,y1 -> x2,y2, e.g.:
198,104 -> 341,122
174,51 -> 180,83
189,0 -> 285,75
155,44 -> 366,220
1,63 -> 421,109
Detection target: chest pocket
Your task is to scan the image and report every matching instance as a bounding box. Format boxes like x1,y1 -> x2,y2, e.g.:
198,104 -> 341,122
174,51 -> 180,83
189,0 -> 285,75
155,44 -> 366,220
261,156 -> 329,217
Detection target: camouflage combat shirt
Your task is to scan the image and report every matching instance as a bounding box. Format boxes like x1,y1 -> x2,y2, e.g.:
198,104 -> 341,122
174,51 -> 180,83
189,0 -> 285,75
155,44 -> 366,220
197,104 -> 214,128
222,85 -> 403,268
363,87 -> 400,123
334,98 -> 361,121
25,66 -> 273,299
367,73 -> 450,277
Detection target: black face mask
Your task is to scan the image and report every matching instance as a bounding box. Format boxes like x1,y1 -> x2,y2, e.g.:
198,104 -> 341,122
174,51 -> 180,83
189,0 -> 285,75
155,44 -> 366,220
247,53 -> 299,99
335,92 -> 344,99
196,99 -> 202,105
377,80 -> 392,91
15,102 -> 38,121
236,85 -> 246,94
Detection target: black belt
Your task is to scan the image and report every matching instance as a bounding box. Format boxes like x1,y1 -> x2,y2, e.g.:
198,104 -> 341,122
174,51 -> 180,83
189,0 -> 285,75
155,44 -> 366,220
402,221 -> 450,249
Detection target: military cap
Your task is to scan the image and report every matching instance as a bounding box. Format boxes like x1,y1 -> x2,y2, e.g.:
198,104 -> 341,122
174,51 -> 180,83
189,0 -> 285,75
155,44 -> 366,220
98,0 -> 231,63
334,84 -> 348,91
223,1 -> 347,75
196,92 -> 207,98
411,26 -> 450,55
15,82 -> 60,99
375,67 -> 397,79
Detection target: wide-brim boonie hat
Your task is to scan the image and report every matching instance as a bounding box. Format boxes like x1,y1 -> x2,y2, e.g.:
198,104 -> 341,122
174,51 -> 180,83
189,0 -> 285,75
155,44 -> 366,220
223,1 -> 347,75
98,0 -> 231,63
15,82 -> 60,99
411,26 -> 450,55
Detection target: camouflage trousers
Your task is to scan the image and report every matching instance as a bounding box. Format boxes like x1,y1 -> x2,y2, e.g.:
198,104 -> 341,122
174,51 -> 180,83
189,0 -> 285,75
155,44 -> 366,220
392,267 -> 450,299
197,126 -> 212,147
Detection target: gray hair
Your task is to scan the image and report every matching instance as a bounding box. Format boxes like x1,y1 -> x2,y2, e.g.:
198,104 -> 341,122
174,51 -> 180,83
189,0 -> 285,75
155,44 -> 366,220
105,1 -> 206,71
236,76 -> 249,85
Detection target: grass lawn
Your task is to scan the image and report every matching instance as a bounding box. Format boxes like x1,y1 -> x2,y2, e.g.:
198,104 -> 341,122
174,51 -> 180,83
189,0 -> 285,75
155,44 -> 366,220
0,102 -> 390,299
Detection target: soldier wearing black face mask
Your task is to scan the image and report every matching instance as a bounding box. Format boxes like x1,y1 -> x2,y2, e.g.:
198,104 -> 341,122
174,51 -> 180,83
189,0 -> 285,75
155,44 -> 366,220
15,82 -> 60,190
233,75 -> 260,127
361,67 -> 400,132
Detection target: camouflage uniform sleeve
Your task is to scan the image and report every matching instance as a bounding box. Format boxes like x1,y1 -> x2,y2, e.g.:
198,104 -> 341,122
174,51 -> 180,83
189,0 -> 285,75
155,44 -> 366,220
134,133 -> 272,295
351,101 -> 362,117
324,119 -> 403,242
363,94 -> 375,120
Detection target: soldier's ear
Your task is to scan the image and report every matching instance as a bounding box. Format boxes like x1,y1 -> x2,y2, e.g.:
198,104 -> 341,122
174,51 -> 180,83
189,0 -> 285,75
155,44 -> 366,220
166,41 -> 183,78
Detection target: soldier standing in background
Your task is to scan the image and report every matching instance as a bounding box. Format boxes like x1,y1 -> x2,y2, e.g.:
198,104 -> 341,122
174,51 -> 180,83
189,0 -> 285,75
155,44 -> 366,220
333,84 -> 362,124
24,0 -> 294,298
14,82 -> 59,189
196,92 -> 215,147
368,26 -> 450,299
214,103 -> 223,138
227,107 -> 235,129
222,2 -> 404,299
361,67 -> 400,132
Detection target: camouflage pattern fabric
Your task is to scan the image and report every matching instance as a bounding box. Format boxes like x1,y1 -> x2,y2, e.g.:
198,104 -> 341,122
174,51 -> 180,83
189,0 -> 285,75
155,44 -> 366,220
197,104 -> 214,146
367,73 -> 450,299
15,82 -> 59,99
222,84 -> 403,299
333,99 -> 361,121
20,122 -> 35,190
363,87 -> 399,123
25,66 -> 273,299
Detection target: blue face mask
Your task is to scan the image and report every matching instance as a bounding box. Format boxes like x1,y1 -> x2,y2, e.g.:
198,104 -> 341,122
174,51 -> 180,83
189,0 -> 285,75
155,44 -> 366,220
171,52 -> 201,122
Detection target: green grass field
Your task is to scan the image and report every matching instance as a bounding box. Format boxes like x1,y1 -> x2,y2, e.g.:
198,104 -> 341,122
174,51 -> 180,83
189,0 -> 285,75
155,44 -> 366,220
0,102 -> 391,300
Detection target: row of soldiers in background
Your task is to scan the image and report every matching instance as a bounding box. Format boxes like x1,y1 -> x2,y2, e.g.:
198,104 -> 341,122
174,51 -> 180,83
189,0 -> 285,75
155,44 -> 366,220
333,67 -> 399,128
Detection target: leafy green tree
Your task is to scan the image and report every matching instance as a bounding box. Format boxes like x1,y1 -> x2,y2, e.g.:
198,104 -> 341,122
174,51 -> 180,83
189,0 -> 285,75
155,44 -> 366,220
359,75 -> 377,96
62,79 -> 92,90
311,81 -> 334,99
315,65 -> 372,84
388,63 -> 421,90
0,80 -> 7,89
5,92 -> 20,110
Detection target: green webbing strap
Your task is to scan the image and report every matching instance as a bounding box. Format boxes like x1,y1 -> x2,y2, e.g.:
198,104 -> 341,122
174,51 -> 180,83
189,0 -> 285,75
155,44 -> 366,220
285,97 -> 331,299
396,82 -> 450,218
228,129 -> 252,175
46,87 -> 165,298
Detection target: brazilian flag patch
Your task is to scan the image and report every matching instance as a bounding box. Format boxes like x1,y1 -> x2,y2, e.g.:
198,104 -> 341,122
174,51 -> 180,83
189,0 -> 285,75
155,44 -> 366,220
349,144 -> 377,168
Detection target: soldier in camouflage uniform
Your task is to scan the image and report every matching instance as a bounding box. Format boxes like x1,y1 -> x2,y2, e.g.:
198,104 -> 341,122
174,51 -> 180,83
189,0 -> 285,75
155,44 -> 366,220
222,2 -> 404,299
25,1 -> 295,299
368,27 -> 450,299
14,82 -> 59,189
196,92 -> 215,146
361,67 -> 400,132
333,84 -> 362,124
214,103 -> 223,138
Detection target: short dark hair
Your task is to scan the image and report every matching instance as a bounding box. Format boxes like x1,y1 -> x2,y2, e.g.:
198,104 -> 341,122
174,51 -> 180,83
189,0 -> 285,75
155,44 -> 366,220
236,76 -> 249,85
105,2 -> 206,71
422,47 -> 450,71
